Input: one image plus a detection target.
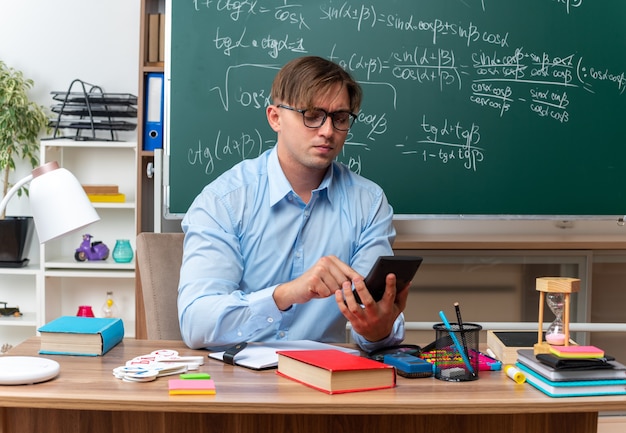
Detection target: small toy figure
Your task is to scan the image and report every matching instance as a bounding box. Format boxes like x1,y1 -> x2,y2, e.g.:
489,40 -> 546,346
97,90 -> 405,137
75,234 -> 109,261
0,302 -> 22,317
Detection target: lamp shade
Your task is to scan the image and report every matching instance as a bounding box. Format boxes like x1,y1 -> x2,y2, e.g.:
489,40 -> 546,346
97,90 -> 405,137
29,162 -> 100,243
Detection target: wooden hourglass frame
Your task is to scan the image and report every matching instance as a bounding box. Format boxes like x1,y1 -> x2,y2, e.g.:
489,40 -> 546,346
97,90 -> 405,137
534,277 -> 580,355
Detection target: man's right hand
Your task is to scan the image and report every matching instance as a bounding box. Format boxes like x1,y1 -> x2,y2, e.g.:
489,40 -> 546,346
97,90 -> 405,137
272,255 -> 360,311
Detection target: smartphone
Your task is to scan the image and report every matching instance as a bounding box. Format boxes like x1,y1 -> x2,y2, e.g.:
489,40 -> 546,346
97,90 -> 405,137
353,255 -> 423,304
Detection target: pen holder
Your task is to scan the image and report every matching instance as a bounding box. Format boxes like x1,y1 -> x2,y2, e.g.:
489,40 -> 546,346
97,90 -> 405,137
432,322 -> 482,382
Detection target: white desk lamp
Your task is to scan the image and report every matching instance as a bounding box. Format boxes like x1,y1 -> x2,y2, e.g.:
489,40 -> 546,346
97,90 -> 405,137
0,161 -> 100,385
0,161 -> 100,243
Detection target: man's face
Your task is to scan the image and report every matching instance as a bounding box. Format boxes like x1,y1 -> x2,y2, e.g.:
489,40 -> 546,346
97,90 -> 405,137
268,84 -> 351,176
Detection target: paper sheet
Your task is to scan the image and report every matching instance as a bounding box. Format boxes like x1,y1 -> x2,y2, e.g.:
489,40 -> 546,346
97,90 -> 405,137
209,340 -> 360,370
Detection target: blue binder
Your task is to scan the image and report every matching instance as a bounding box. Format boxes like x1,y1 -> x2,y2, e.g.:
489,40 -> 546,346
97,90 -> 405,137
143,72 -> 164,150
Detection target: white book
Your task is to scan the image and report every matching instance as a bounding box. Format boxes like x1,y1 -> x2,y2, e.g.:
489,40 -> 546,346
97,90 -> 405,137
517,349 -> 626,382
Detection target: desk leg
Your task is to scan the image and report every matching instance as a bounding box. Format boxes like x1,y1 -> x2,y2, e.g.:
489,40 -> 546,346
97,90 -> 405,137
2,409 -> 598,433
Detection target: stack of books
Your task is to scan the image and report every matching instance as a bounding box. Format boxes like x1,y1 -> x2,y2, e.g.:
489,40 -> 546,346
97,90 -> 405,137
83,184 -> 126,203
147,13 -> 165,63
515,347 -> 626,397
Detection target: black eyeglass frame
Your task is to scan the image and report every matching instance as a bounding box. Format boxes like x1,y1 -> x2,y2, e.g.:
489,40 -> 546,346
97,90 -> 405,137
276,104 -> 357,131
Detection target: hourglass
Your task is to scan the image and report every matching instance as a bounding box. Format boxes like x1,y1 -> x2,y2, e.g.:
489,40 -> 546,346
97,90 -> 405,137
545,292 -> 566,345
534,277 -> 580,355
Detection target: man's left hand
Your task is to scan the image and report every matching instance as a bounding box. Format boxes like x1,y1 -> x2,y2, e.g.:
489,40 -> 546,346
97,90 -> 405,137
336,273 -> 409,342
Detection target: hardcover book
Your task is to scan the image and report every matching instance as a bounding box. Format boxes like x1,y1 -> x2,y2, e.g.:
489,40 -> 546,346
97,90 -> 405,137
516,349 -> 626,382
82,184 -> 119,194
147,13 -> 160,63
276,349 -> 396,394
516,363 -> 626,397
38,316 -> 124,356
87,192 -> 126,203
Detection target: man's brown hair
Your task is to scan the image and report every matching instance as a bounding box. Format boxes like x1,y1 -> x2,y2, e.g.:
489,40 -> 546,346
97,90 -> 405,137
271,56 -> 362,113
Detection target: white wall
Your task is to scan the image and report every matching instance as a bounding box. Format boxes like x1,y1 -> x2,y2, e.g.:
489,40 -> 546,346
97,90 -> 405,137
0,0 -> 140,215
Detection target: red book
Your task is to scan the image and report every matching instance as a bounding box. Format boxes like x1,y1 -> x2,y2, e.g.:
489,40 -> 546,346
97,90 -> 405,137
276,349 -> 396,394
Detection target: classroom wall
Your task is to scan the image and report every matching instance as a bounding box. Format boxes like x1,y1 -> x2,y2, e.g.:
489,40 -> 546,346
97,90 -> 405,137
2,0 -> 626,239
0,0 -> 140,216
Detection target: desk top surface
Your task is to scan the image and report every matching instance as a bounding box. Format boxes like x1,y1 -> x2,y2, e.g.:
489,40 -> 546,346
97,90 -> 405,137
1,338 -> 625,415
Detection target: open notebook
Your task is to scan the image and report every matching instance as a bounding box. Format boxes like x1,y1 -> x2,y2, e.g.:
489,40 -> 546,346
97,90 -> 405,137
209,340 -> 360,370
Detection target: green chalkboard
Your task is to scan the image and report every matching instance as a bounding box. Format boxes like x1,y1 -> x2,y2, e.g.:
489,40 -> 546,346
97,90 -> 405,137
167,0 -> 626,217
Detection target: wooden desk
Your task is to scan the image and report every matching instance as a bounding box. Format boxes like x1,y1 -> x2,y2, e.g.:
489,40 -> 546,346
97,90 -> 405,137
1,338 -> 625,433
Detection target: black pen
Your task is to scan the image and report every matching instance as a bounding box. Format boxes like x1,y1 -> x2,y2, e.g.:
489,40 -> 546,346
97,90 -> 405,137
454,302 -> 474,376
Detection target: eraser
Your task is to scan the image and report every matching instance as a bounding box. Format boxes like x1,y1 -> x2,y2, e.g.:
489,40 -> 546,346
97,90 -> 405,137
441,367 -> 466,379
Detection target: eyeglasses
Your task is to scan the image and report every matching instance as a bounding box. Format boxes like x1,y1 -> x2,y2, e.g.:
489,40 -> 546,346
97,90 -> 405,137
277,104 -> 356,131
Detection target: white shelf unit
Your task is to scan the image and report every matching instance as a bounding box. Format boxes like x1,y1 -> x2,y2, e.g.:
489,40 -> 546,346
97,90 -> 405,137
37,138 -> 138,336
1,123 -> 138,347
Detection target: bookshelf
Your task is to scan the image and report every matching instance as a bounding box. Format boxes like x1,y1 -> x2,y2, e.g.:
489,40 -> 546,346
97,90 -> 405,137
132,0 -> 165,339
39,139 -> 137,335
137,0 -> 165,233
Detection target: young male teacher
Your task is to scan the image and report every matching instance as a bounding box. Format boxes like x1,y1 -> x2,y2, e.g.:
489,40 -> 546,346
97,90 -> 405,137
178,56 -> 409,352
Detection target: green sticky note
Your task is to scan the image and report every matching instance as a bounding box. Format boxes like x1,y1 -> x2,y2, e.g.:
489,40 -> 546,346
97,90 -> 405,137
179,372 -> 211,380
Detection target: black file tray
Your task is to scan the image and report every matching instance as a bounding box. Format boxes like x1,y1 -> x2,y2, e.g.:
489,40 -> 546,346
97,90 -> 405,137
51,104 -> 138,118
51,92 -> 138,106
46,79 -> 137,141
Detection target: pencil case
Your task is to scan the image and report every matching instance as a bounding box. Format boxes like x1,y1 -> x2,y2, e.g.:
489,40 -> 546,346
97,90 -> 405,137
383,353 -> 433,378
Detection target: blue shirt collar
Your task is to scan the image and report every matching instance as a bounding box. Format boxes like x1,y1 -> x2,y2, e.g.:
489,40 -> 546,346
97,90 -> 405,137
267,147 -> 333,207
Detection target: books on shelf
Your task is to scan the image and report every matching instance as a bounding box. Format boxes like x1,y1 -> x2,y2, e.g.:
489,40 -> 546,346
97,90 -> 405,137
87,193 -> 126,203
148,13 -> 160,63
159,12 -> 165,62
276,349 -> 396,394
82,184 -> 125,203
38,316 -> 124,356
516,363 -> 626,397
147,13 -> 165,63
83,184 -> 119,194
517,349 -> 626,382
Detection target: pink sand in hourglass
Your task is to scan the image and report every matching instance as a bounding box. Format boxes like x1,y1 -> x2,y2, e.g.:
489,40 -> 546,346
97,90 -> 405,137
546,333 -> 565,345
